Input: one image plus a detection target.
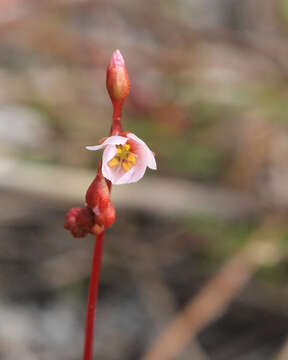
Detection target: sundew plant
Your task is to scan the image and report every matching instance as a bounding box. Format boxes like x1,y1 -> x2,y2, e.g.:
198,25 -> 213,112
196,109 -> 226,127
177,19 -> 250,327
64,50 -> 157,360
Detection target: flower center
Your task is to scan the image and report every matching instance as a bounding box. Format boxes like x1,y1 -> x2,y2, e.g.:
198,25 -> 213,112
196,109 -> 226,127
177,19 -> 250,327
108,143 -> 136,171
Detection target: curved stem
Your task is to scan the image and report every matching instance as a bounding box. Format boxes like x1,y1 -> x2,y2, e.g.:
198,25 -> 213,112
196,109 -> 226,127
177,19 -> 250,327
83,231 -> 105,360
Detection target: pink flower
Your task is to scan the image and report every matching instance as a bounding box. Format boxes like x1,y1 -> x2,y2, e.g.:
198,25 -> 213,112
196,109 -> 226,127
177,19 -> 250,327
86,133 -> 157,185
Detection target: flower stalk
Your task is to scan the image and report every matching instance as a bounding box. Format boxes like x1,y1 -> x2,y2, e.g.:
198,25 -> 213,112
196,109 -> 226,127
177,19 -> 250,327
64,49 -> 156,360
111,103 -> 123,136
83,231 -> 105,360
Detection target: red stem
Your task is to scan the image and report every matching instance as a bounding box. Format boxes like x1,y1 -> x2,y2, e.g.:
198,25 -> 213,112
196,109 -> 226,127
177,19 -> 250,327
83,96 -> 122,359
82,231 -> 105,360
110,102 -> 123,136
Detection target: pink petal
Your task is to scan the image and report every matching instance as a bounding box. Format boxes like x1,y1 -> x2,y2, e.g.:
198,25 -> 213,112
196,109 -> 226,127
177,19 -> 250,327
128,163 -> 147,183
103,144 -> 118,163
110,49 -> 125,67
114,167 -> 136,185
127,133 -> 157,170
118,138 -> 149,183
126,132 -> 146,146
103,148 -> 146,184
102,145 -> 122,183
103,163 -> 125,184
146,151 -> 157,170
86,136 -> 127,151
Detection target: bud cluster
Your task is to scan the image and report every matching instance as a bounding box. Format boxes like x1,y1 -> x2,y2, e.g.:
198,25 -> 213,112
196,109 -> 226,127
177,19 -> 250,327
64,170 -> 115,238
64,206 -> 94,238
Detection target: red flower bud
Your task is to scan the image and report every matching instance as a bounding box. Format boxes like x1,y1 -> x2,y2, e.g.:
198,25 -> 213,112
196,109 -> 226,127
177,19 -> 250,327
102,202 -> 116,228
86,172 -> 110,212
76,206 -> 94,229
106,50 -> 130,105
64,207 -> 94,238
94,201 -> 116,228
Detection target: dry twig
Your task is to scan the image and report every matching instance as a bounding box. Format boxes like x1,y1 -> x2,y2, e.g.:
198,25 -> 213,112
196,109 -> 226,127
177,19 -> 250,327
274,339 -> 288,360
141,217 -> 285,360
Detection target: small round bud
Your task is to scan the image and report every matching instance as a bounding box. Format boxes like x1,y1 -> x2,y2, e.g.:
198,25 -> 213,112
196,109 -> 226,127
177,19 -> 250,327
64,207 -> 94,238
77,206 -> 94,229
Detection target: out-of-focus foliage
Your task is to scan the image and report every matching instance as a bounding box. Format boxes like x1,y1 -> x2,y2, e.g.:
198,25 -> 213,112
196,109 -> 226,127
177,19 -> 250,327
2,1 -> 288,359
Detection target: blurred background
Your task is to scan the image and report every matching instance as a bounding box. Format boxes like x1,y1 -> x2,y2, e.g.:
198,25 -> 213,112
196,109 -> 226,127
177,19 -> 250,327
1,0 -> 288,359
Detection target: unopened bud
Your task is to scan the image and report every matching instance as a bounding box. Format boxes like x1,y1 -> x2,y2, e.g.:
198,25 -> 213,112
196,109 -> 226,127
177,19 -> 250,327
86,172 -> 110,212
102,202 -> 116,228
77,206 -> 94,229
64,206 -> 94,238
106,49 -> 130,104
93,201 -> 116,229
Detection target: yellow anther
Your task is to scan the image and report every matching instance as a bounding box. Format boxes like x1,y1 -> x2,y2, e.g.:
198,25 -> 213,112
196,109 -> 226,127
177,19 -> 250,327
108,157 -> 120,167
122,160 -> 132,171
108,143 -> 136,171
127,153 -> 136,163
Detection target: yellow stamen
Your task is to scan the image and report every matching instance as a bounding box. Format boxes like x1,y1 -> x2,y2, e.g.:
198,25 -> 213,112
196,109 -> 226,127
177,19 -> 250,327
127,153 -> 136,163
108,143 -> 136,171
108,157 -> 120,167
122,160 -> 132,171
